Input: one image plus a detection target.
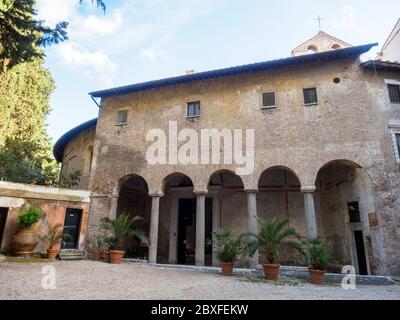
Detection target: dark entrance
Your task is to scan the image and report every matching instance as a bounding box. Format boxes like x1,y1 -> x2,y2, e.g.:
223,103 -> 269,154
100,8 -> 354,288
61,208 -> 82,249
354,230 -> 368,275
0,207 -> 8,248
177,198 -> 213,265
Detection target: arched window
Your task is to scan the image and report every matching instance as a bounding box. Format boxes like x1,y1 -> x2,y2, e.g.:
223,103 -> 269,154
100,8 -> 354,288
306,45 -> 318,54
331,43 -> 341,50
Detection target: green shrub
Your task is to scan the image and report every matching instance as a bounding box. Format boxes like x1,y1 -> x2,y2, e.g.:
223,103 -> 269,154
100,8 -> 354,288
18,207 -> 42,228
210,229 -> 244,263
302,238 -> 334,271
243,217 -> 300,264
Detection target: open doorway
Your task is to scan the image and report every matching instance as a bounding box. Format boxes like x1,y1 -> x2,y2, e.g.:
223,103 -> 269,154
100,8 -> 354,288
177,198 -> 212,265
348,201 -> 368,275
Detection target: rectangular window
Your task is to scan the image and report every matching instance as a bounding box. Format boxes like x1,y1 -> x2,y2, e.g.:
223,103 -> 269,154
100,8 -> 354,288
116,110 -> 128,125
261,92 -> 276,108
348,202 -> 361,223
187,101 -> 201,118
388,84 -> 400,103
303,87 -> 318,105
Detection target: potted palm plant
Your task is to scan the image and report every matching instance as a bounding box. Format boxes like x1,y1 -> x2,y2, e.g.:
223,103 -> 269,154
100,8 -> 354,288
102,236 -> 116,263
12,207 -> 42,256
90,235 -> 104,261
40,223 -> 64,260
302,238 -> 334,285
210,229 -> 244,276
244,217 -> 300,280
101,213 -> 148,264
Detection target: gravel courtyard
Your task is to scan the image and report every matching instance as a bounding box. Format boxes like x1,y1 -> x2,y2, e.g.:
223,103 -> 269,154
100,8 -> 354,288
1,260 -> 399,300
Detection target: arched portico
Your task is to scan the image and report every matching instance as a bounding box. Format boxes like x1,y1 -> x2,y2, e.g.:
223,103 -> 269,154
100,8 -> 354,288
116,174 -> 151,259
257,166 -> 305,265
314,160 -> 376,275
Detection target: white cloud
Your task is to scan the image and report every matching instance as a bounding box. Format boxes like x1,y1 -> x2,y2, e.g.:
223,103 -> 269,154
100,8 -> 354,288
333,5 -> 356,31
36,0 -> 77,27
79,10 -> 123,36
57,42 -> 117,75
140,48 -> 169,62
36,0 -> 225,84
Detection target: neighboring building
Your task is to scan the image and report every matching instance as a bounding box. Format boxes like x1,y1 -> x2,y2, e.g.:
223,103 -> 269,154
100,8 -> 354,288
53,118 -> 97,190
0,181 -> 90,253
291,31 -> 351,56
378,18 -> 400,62
54,32 -> 400,276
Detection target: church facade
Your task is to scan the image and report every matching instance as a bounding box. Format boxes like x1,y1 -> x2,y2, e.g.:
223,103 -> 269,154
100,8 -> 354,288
54,32 -> 400,276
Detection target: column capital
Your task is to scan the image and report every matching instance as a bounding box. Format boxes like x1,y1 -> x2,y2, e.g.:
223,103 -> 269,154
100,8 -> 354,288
301,186 -> 316,194
244,188 -> 258,194
194,190 -> 208,196
149,192 -> 164,198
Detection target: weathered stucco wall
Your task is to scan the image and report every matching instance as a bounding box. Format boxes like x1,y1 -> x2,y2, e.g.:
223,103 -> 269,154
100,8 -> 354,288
84,57 -> 399,275
61,127 -> 96,190
0,181 -> 90,253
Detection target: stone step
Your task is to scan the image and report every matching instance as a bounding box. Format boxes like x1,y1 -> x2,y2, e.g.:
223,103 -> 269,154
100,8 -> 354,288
59,255 -> 88,261
59,249 -> 87,261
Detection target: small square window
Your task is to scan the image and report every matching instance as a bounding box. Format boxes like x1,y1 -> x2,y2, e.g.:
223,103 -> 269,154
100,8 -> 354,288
348,202 -> 361,223
116,110 -> 128,125
187,101 -> 201,118
303,87 -> 318,105
388,84 -> 400,103
261,92 -> 276,108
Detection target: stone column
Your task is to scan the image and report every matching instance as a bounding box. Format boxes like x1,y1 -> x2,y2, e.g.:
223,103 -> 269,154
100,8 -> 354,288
246,189 -> 259,267
168,197 -> 178,264
212,195 -> 221,267
195,191 -> 207,266
301,186 -> 318,239
148,193 -> 163,264
109,194 -> 119,219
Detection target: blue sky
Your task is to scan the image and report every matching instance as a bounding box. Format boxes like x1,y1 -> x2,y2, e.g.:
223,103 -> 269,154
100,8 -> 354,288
35,0 -> 400,143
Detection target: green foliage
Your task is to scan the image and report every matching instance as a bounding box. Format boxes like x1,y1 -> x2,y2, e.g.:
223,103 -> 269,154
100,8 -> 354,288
101,213 -> 149,251
58,170 -> 82,188
243,217 -> 300,264
90,234 -> 104,251
0,57 -> 60,186
209,229 -> 244,263
103,235 -> 117,251
18,206 -> 42,228
79,0 -> 106,13
302,238 -> 334,271
0,0 -> 68,69
39,223 -> 63,249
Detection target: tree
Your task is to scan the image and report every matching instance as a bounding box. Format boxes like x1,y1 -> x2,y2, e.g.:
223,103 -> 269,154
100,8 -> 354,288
0,58 -> 60,185
80,0 -> 106,13
0,0 -> 68,70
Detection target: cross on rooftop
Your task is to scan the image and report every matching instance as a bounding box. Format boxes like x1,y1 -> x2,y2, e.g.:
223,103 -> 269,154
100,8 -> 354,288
316,16 -> 324,31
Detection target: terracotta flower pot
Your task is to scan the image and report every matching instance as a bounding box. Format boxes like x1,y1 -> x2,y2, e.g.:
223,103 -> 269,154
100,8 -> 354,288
47,248 -> 58,260
103,251 -> 110,263
92,250 -> 103,261
109,250 -> 124,264
11,225 -> 39,256
262,264 -> 280,280
309,269 -> 326,285
220,262 -> 234,276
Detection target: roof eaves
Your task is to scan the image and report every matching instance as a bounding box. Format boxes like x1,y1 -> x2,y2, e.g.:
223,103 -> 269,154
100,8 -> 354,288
89,43 -> 377,100
53,118 -> 98,162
